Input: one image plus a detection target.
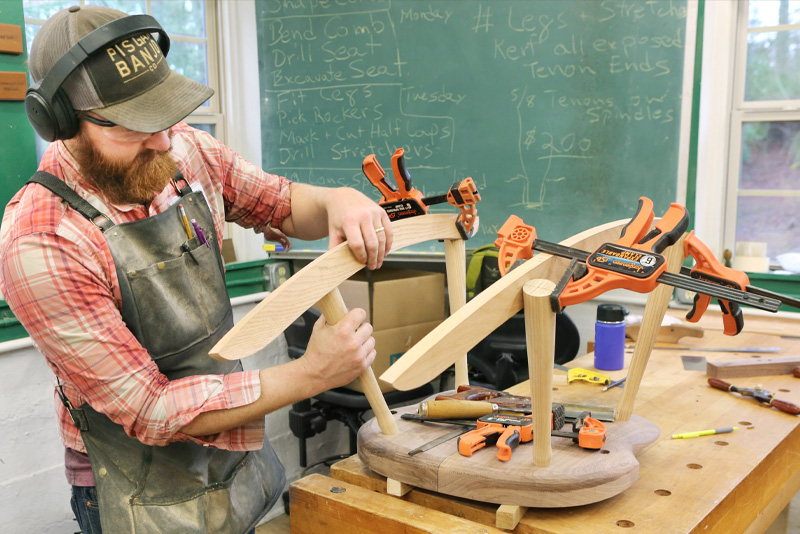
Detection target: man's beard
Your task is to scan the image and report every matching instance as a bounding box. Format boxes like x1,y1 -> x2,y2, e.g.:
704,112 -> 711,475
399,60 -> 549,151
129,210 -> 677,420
71,133 -> 177,206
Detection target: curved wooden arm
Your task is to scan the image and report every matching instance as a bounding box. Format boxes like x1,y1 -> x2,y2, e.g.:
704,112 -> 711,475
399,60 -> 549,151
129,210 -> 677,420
209,213 -> 462,361
380,219 -> 631,391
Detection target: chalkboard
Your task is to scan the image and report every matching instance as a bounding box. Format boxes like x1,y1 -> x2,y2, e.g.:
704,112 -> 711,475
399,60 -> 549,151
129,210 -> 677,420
256,0 -> 690,254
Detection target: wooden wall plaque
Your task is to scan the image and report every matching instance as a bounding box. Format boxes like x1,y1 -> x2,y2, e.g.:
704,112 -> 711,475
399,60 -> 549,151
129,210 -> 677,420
0,71 -> 27,100
0,23 -> 23,55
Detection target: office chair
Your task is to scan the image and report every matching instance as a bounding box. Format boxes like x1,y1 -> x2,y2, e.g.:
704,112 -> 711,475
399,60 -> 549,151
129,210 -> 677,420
466,311 -> 580,391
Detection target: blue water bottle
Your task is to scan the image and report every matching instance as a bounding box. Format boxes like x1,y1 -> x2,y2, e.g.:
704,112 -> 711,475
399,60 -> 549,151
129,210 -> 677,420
594,304 -> 626,371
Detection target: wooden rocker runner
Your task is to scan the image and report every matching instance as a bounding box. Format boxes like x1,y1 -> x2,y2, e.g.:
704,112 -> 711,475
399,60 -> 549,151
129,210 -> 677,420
208,213 -> 470,436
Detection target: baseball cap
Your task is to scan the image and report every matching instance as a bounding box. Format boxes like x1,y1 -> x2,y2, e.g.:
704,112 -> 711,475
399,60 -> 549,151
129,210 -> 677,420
29,5 -> 214,133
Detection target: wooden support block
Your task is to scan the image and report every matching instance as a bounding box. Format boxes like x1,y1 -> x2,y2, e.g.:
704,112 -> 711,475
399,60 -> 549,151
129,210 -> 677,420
706,356 -> 800,379
496,504 -> 527,530
386,477 -> 412,497
290,474 -> 508,534
626,323 -> 705,344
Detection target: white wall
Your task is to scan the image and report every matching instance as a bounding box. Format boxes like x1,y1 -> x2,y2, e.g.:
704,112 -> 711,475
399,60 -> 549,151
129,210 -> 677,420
0,294 -> 352,532
218,0 -> 273,264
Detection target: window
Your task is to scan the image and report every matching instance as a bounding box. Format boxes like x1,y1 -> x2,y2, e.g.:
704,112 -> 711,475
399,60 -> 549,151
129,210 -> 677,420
727,0 -> 800,268
23,0 -> 223,157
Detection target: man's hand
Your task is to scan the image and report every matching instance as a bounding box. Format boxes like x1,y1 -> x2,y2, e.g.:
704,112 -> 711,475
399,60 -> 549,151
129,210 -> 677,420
300,308 -> 377,392
181,308 -> 376,436
326,188 -> 393,270
281,184 -> 393,270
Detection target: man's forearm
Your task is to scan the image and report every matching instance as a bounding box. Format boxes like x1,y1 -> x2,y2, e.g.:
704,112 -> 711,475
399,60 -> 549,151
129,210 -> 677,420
179,358 -> 320,437
279,183 -> 329,240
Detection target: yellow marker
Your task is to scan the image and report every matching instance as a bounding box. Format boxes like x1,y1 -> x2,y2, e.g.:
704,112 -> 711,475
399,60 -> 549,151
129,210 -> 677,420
178,204 -> 193,239
671,427 -> 739,439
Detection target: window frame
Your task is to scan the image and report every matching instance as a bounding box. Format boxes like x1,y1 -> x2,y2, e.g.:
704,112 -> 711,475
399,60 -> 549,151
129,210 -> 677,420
723,0 -> 800,261
22,0 -> 224,143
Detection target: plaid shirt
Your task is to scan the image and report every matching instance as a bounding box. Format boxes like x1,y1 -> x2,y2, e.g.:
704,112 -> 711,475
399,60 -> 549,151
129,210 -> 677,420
0,122 -> 292,453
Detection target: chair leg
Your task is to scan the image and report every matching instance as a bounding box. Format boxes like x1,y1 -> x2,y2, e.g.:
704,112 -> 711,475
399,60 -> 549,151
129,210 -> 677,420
298,436 -> 308,468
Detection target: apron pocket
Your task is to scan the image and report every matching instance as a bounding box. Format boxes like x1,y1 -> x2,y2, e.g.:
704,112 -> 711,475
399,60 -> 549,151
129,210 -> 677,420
126,241 -> 230,359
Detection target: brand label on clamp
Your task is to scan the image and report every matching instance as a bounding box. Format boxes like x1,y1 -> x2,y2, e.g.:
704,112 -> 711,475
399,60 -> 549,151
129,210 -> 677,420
690,271 -> 740,289
381,199 -> 426,219
587,243 -> 665,279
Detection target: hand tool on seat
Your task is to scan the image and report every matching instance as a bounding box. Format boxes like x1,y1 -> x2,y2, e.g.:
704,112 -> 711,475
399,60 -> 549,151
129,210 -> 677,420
707,378 -> 800,414
407,427 -> 473,456
404,406 -> 571,461
493,198 -> 781,326
418,399 -> 531,419
457,411 -> 566,461
457,414 -> 531,462
550,411 -> 607,449
362,148 -> 481,239
433,385 -> 617,422
399,413 -> 477,457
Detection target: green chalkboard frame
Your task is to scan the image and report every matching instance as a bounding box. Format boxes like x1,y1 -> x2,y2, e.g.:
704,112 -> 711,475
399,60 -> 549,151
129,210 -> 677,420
256,0 -> 695,255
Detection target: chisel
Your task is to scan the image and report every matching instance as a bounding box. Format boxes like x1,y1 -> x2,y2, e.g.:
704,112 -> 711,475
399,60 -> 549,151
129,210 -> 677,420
407,427 -> 473,456
417,400 -> 615,422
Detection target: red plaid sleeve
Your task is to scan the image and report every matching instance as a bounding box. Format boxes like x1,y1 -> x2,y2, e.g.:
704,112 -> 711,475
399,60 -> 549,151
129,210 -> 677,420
0,124 -> 292,453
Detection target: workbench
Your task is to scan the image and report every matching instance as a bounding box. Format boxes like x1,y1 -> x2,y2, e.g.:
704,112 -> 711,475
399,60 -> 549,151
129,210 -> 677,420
289,310 -> 800,533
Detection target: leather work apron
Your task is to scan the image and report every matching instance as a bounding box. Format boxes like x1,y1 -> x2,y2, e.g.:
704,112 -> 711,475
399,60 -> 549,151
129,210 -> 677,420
29,172 -> 285,533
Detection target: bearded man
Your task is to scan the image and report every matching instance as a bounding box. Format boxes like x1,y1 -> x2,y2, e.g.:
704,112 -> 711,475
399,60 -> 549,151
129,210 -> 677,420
1,5 -> 392,533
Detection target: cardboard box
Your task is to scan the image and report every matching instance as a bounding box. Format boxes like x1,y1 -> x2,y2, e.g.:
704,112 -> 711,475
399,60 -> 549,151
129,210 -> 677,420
337,268 -> 446,392
344,319 -> 443,393
338,269 -> 445,330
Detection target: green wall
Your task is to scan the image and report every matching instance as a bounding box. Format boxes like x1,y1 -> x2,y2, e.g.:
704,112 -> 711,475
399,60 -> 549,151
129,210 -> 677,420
0,0 -> 37,217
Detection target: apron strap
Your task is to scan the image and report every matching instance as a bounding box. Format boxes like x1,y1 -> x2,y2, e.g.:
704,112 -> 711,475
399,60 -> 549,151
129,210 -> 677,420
27,171 -> 115,232
55,377 -> 89,432
173,170 -> 193,196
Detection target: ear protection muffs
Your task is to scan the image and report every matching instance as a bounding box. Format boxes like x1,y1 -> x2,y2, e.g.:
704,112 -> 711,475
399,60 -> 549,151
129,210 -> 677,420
25,13 -> 170,142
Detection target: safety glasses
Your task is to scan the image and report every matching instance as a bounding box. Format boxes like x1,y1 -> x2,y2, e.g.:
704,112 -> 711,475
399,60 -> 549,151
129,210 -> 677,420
81,115 -> 161,144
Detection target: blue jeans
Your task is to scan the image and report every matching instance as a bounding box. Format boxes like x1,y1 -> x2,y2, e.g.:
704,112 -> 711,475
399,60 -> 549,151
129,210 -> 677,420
70,485 -> 259,533
70,486 -> 101,534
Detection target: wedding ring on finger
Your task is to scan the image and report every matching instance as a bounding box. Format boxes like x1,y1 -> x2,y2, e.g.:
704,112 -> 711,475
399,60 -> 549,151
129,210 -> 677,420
375,227 -> 385,234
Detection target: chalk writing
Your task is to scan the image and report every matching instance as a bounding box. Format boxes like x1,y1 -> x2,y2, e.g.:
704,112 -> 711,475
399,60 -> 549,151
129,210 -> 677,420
256,0 -> 688,250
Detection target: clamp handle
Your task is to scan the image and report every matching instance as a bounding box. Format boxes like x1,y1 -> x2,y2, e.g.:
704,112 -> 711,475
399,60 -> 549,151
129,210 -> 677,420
391,148 -> 414,195
636,202 -> 690,254
362,154 -> 401,202
448,178 -> 481,239
494,215 -> 537,276
495,426 -> 521,462
618,197 -> 656,248
577,415 -> 607,449
457,425 -> 503,457
684,231 -> 746,336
